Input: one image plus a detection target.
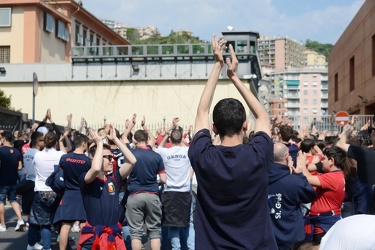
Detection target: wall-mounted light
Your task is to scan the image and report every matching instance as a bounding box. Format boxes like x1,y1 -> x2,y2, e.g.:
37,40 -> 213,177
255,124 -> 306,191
0,67 -> 6,73
132,65 -> 140,71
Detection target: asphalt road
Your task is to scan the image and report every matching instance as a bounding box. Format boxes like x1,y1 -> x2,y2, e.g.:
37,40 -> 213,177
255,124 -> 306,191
0,205 -> 80,250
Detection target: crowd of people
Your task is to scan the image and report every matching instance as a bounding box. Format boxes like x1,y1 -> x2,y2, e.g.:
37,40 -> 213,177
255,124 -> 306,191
0,34 -> 374,250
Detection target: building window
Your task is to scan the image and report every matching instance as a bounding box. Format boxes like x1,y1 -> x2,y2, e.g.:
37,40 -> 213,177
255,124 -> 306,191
278,104 -> 281,108
236,40 -> 248,53
304,90 -> 308,95
83,29 -> 87,46
56,20 -> 69,41
312,82 -> 317,86
303,109 -> 308,114
0,8 -> 11,27
313,99 -> 317,105
313,90 -> 318,95
372,34 -> 375,76
303,82 -> 308,86
44,12 -> 54,33
350,56 -> 355,91
75,24 -> 80,45
304,99 -> 308,105
334,73 -> 338,101
0,46 -> 10,63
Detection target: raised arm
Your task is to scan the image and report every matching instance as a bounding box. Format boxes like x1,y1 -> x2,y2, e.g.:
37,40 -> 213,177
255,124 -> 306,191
84,129 -> 103,184
294,152 -> 321,187
194,34 -> 226,133
107,126 -> 137,179
58,130 -> 69,153
226,44 -> 270,137
124,114 -> 136,143
141,116 -> 155,148
336,124 -> 351,152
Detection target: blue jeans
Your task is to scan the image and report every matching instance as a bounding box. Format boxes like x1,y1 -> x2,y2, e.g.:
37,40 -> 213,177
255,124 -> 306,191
187,192 -> 196,250
161,225 -> 169,250
122,225 -> 132,250
169,226 -> 189,250
28,224 -> 51,249
0,184 -> 18,203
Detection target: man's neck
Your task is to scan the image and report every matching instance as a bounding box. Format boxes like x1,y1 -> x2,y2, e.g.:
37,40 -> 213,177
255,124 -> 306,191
2,142 -> 11,147
74,147 -> 85,154
220,134 -> 243,147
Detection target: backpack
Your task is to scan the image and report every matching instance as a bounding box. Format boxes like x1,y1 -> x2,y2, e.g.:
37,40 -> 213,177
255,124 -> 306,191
45,165 -> 65,196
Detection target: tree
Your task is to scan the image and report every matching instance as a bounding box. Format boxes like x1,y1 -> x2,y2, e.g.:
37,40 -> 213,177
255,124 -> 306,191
305,39 -> 333,59
0,89 -> 12,109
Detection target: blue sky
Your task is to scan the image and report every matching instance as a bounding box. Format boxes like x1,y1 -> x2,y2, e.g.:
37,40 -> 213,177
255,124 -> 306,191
82,0 -> 365,44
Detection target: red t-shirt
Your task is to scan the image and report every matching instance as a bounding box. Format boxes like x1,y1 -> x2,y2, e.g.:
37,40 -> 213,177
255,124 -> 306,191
310,171 -> 345,233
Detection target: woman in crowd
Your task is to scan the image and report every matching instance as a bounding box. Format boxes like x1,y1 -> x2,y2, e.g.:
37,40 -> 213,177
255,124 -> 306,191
28,132 -> 65,250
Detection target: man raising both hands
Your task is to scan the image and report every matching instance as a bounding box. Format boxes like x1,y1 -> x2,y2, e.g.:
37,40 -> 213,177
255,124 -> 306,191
188,35 -> 277,249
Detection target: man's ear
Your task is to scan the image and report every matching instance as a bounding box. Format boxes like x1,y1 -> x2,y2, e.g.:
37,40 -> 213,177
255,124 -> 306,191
242,120 -> 248,132
212,123 -> 219,135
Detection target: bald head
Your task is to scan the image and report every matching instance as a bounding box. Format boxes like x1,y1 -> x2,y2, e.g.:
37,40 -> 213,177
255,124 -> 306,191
274,143 -> 288,163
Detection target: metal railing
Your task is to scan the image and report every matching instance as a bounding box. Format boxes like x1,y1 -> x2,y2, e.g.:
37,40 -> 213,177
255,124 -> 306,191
71,115 -> 374,137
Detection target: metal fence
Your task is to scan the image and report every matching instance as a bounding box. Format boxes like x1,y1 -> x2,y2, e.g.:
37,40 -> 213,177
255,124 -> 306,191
74,115 -> 374,136
269,114 -> 374,132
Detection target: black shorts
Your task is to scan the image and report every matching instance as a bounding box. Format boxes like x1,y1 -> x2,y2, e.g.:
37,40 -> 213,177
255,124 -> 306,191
161,191 -> 191,227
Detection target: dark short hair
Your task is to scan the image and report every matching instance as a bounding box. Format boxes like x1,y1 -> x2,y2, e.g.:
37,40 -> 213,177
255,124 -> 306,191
300,139 -> 315,153
170,129 -> 182,144
134,130 -> 148,143
323,146 -> 347,170
30,131 -> 43,148
279,125 -> 293,141
213,98 -> 246,137
1,131 -> 13,142
73,133 -> 89,148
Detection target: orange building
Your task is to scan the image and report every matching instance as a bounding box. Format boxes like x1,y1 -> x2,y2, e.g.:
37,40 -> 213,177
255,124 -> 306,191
0,0 -> 129,64
328,0 -> 375,115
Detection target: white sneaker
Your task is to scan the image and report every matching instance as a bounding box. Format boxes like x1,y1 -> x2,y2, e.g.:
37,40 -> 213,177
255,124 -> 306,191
15,219 -> 25,231
0,224 -> 6,232
71,224 -> 80,233
26,242 -> 43,250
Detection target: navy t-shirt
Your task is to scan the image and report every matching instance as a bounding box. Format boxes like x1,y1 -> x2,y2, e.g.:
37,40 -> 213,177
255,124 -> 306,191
79,170 -> 122,249
0,146 -> 22,186
79,170 -> 122,226
128,147 -> 165,195
188,129 -> 277,249
59,152 -> 91,190
348,145 -> 375,186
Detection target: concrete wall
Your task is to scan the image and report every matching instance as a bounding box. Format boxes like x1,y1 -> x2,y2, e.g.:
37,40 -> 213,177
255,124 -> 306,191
0,63 -> 255,128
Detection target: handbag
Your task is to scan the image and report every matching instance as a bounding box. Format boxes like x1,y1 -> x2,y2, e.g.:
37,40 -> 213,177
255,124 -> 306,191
45,165 -> 65,196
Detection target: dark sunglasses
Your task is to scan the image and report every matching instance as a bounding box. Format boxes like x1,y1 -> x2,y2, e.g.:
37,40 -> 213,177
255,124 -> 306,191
103,155 -> 114,162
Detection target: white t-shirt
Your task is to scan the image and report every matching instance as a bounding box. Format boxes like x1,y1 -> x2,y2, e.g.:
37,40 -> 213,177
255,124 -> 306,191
156,146 -> 191,192
34,148 -> 65,192
23,148 -> 38,182
320,214 -> 375,250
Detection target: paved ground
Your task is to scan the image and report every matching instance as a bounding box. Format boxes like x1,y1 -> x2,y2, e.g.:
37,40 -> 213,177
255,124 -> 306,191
0,205 -> 80,250
0,206 -> 153,250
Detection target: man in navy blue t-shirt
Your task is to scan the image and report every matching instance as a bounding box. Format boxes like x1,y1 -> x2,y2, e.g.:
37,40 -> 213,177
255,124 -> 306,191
77,127 -> 137,250
188,35 -> 277,249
